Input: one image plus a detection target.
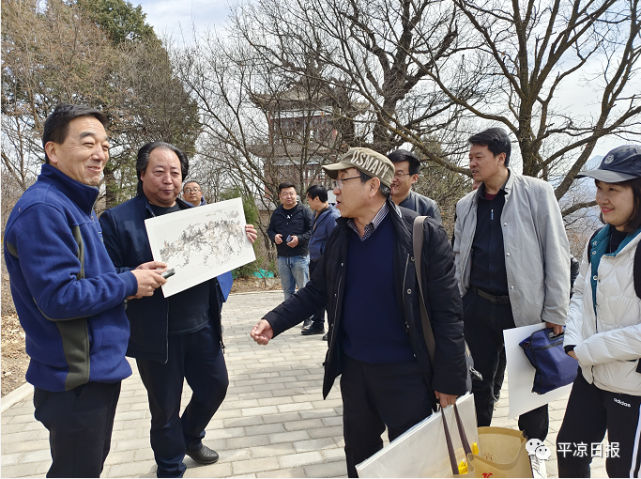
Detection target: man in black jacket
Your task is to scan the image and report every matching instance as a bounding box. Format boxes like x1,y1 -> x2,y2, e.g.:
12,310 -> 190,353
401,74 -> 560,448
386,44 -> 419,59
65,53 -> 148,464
267,181 -> 314,324
251,148 -> 469,477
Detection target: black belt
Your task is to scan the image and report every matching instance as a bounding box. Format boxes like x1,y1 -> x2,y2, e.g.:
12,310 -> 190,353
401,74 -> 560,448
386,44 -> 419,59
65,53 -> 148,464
471,286 -> 510,305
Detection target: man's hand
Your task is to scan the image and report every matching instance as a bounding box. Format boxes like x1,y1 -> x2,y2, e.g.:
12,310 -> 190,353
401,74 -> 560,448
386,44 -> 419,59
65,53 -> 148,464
129,270 -> 166,299
567,350 -> 577,360
136,261 -> 167,271
245,225 -> 258,244
434,391 -> 457,409
546,322 -> 564,335
274,234 -> 283,245
251,319 -> 274,345
287,235 -> 299,248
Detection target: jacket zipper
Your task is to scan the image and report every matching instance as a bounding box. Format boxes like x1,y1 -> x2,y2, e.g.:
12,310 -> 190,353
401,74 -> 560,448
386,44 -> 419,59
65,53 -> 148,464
330,275 -> 342,345
402,254 -> 410,333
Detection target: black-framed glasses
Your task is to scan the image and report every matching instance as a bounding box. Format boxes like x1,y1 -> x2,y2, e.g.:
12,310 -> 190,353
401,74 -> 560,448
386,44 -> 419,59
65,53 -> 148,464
394,171 -> 412,179
334,176 -> 361,189
184,188 -> 201,193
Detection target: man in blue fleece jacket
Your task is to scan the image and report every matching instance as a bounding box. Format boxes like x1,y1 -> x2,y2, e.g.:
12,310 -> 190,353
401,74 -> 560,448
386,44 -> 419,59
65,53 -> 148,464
3,104 -> 166,478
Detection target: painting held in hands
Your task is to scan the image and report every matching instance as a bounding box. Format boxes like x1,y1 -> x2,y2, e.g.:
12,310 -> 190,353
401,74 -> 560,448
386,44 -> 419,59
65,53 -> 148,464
145,197 -> 255,297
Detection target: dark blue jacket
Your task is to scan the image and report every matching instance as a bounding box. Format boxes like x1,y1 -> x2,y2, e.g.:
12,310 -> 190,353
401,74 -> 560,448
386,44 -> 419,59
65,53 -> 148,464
264,201 -> 469,401
308,205 -> 341,262
3,165 -> 137,392
399,191 -> 442,224
100,195 -> 222,363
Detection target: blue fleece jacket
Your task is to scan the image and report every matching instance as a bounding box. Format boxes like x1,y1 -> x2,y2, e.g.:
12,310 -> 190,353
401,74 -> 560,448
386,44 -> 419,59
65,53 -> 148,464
3,164 -> 138,392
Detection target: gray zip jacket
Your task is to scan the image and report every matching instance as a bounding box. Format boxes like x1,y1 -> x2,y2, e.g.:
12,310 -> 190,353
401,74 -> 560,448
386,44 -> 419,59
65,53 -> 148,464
453,169 -> 570,327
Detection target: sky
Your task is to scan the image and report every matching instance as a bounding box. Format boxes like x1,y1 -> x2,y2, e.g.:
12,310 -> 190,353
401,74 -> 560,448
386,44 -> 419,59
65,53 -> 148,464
135,0 -> 636,162
136,0 -> 234,44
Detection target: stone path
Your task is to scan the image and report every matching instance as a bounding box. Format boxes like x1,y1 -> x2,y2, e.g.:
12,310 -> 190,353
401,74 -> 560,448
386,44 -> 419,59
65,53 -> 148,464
1,291 -> 607,478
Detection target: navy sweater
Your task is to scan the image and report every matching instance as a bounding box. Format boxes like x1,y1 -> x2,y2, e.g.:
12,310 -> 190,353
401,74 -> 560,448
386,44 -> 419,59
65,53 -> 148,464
341,214 -> 414,363
4,165 -> 137,392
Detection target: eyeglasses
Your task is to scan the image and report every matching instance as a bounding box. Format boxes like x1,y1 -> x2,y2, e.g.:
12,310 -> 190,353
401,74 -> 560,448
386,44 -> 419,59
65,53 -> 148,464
394,172 -> 412,179
184,188 -> 201,193
333,176 -> 361,189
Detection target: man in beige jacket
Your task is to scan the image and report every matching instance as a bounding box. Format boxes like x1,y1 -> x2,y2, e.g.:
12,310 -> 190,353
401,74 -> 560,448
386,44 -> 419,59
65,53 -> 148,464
453,127 -> 570,442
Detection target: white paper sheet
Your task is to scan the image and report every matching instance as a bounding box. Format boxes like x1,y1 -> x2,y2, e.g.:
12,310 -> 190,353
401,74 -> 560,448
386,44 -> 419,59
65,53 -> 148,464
144,197 -> 255,297
504,324 -> 572,419
356,393 -> 479,478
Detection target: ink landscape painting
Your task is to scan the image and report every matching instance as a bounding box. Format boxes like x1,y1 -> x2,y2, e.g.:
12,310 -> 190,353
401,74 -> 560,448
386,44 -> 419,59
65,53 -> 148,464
145,197 -> 255,296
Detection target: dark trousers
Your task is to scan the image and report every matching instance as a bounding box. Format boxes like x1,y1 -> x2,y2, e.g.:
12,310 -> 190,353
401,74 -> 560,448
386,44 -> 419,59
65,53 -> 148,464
557,370 -> 641,478
340,354 -> 433,477
494,347 -> 507,400
136,325 -> 229,478
34,381 -> 121,478
463,289 -> 549,441
309,260 -> 325,324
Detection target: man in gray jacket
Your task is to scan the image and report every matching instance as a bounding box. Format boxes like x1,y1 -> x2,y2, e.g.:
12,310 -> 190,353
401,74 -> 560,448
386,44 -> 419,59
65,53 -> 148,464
453,128 -> 570,441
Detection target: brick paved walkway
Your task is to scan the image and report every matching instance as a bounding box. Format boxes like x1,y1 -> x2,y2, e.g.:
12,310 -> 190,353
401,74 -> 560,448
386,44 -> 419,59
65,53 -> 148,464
1,291 -> 607,478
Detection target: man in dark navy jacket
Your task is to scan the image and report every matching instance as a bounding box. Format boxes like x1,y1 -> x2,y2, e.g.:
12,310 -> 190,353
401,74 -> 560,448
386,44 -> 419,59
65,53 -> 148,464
251,147 -> 468,477
100,142 -> 257,478
4,105 -> 165,478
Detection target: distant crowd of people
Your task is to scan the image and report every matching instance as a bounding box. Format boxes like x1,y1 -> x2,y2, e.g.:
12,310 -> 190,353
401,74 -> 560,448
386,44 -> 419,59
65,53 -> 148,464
4,103 -> 641,478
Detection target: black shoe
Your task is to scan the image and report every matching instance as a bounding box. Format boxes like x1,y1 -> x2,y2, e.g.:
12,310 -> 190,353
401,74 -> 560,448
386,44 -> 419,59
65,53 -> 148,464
301,318 -> 313,329
322,333 -> 328,341
185,445 -> 219,465
301,322 -> 324,336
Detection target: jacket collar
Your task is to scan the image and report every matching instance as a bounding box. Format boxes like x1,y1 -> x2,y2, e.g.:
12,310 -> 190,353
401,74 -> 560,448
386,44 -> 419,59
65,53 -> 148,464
387,199 -> 411,245
315,205 -> 333,223
335,199 -> 402,226
38,164 -> 99,216
400,190 -> 417,207
593,224 -> 641,258
278,202 -> 302,216
137,194 -> 193,217
473,168 -> 513,204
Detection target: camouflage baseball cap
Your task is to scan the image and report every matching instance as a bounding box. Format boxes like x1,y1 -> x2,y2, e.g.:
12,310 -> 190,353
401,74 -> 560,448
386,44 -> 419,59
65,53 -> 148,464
322,147 -> 395,187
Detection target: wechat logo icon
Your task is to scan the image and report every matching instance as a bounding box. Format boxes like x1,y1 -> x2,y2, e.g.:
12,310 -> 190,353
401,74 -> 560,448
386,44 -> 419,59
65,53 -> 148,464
526,439 -> 551,460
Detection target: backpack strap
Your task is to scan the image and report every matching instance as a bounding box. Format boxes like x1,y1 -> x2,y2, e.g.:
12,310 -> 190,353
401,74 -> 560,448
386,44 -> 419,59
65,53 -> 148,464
413,216 -> 436,364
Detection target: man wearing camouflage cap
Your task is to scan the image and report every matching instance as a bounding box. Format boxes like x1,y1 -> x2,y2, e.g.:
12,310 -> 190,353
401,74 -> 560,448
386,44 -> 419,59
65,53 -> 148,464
251,147 -> 469,477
